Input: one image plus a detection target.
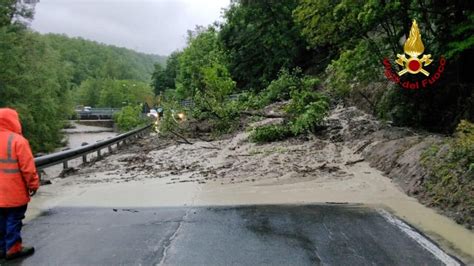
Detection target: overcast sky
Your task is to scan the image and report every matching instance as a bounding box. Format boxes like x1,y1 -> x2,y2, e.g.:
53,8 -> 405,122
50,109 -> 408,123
31,0 -> 231,56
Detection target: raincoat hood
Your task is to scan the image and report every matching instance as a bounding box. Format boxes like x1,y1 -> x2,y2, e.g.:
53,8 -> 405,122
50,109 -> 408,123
0,108 -> 22,134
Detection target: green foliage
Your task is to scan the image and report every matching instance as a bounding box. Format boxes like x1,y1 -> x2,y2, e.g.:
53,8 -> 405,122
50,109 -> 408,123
421,120 -> 474,225
289,101 -> 330,135
248,72 -> 329,143
256,68 -> 320,107
151,51 -> 181,95
294,0 -> 474,131
170,26 -> 241,135
258,69 -> 299,106
151,63 -> 167,95
220,0 -> 313,91
193,61 -> 239,134
41,34 -> 165,87
451,120 -> 474,164
286,89 -> 330,135
376,88 -> 420,126
156,99 -> 183,135
249,124 -> 293,144
325,39 -> 381,98
114,105 -> 147,132
75,79 -> 154,108
0,2 -> 163,152
176,26 -> 225,100
0,0 -> 33,28
446,12 -> 474,59
0,27 -> 72,152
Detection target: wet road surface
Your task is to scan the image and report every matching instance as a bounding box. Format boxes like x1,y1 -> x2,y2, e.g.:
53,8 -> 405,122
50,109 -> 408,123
11,205 -> 460,265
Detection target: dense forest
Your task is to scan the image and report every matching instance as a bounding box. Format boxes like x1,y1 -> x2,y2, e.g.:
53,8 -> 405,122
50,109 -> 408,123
0,0 -> 164,152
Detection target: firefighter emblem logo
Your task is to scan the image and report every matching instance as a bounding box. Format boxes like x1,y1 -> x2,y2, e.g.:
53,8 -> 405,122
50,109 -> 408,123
396,20 -> 433,76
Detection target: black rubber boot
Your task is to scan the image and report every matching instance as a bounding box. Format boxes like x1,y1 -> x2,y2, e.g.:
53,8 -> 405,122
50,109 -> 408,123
6,246 -> 34,260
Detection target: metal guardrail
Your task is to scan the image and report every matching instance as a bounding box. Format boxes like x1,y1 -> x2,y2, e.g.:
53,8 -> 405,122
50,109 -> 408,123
34,124 -> 152,172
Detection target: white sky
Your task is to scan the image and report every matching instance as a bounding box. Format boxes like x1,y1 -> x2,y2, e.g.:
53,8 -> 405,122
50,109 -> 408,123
31,0 -> 231,55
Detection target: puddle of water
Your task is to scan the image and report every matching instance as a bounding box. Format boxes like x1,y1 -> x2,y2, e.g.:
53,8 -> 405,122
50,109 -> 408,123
41,122 -> 117,178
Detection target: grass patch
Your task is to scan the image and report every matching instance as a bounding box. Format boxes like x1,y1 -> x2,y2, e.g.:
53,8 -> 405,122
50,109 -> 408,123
421,120 -> 474,227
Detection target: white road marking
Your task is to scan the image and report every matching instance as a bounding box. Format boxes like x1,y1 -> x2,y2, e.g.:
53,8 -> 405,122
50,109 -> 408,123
378,209 -> 460,266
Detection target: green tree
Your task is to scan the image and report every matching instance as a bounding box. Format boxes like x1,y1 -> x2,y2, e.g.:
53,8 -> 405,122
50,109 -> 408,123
0,0 -> 34,28
76,79 -> 154,108
163,51 -> 181,89
151,63 -> 167,95
114,105 -> 147,132
176,26 -> 227,100
220,0 -> 313,91
41,34 -> 165,87
0,29 -> 73,152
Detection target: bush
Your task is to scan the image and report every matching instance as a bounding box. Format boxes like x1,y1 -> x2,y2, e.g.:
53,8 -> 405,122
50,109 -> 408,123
324,39 -> 381,99
285,88 -> 330,134
421,120 -> 474,226
249,124 -> 293,143
248,72 -> 329,143
187,61 -> 241,135
257,68 -> 320,107
114,105 -> 147,132
290,100 -> 330,135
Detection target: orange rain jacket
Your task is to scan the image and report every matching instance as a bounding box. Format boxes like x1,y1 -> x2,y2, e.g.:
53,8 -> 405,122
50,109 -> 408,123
0,108 -> 39,207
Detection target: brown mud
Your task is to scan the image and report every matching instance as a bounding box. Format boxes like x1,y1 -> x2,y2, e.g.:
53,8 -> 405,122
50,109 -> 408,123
28,106 -> 474,263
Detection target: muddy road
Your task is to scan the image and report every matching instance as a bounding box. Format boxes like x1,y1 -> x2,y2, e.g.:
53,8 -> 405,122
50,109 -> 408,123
22,110 -> 474,265
19,205 -> 459,265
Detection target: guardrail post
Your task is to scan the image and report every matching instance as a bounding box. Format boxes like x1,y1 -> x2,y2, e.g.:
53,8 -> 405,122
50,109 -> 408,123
34,124 -> 151,171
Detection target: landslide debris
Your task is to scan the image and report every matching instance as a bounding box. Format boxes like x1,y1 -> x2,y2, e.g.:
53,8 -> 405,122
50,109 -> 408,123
66,104 -> 472,229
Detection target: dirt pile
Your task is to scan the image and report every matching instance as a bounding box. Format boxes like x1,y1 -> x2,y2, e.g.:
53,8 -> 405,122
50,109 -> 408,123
61,104 -> 469,228
320,106 -> 471,228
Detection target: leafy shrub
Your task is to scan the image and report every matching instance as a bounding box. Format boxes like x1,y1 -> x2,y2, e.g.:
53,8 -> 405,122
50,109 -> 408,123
324,39 -> 381,99
290,101 -> 330,135
191,61 -> 241,135
248,72 -> 329,143
249,124 -> 293,143
285,88 -> 330,134
257,68 -> 320,107
114,105 -> 147,132
421,120 -> 474,226
376,87 -> 421,126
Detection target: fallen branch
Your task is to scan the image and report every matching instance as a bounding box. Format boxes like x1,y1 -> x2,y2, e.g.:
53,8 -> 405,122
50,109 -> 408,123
354,141 -> 372,154
202,146 -> 220,150
345,158 -> 365,166
170,129 -> 193,145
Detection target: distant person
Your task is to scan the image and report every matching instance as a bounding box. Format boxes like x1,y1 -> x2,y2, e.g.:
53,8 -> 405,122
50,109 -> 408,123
0,108 -> 39,260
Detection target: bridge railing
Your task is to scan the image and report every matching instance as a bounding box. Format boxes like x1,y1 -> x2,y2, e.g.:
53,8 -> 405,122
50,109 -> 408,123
76,108 -> 121,120
34,124 -> 152,174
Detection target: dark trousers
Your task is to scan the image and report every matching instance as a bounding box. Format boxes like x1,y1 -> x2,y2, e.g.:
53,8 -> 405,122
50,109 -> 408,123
0,205 -> 27,254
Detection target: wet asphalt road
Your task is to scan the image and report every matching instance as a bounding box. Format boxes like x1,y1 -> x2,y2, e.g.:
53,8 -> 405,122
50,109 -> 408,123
5,204 -> 458,265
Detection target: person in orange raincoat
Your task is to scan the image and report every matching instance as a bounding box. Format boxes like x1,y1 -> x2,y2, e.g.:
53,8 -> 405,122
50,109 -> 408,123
0,108 -> 39,260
